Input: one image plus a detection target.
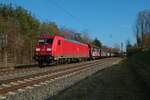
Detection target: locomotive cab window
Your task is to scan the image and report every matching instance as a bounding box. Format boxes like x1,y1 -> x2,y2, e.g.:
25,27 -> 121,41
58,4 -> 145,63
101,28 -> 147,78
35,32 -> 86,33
38,38 -> 53,45
58,40 -> 61,45
46,38 -> 53,44
38,39 -> 45,45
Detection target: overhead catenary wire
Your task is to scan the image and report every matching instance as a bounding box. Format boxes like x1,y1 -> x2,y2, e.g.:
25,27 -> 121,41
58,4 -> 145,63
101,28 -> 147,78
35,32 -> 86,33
50,0 -> 88,29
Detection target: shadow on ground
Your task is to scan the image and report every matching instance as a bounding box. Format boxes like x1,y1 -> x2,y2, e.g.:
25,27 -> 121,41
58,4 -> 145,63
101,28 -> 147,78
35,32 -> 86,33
50,60 -> 150,100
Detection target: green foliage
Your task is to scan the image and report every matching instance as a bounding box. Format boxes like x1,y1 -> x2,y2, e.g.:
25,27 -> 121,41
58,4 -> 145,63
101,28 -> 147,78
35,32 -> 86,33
0,4 -> 13,17
0,4 -> 40,35
39,22 -> 59,36
14,6 -> 40,35
74,33 -> 83,42
92,38 -> 102,47
0,3 -> 41,64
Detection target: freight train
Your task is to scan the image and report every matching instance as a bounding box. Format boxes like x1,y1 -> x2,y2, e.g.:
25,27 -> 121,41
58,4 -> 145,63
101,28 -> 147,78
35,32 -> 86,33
34,35 -> 114,66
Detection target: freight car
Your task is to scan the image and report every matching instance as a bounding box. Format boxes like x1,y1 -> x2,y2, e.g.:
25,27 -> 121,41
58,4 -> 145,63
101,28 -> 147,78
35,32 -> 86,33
34,35 -> 90,66
88,45 -> 101,59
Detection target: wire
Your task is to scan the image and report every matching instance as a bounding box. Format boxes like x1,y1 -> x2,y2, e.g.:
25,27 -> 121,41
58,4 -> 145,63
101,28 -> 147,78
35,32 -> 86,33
50,0 -> 88,28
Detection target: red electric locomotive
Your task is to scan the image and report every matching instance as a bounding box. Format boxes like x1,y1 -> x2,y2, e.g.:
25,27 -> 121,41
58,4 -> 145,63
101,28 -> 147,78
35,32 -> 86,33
34,35 -> 90,66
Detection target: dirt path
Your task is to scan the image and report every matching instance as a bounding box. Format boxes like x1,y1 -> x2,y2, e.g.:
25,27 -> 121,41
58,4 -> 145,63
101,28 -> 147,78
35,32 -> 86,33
51,61 -> 150,100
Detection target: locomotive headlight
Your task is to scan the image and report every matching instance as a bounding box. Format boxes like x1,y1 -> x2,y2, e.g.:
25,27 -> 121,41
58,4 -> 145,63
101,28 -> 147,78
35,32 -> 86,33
36,48 -> 40,51
47,48 -> 51,51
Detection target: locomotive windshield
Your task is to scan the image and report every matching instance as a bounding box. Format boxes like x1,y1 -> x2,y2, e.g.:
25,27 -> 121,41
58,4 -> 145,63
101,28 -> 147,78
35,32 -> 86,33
38,38 -> 53,45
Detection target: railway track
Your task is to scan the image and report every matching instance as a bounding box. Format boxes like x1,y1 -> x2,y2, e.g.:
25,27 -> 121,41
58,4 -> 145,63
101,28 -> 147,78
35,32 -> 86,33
0,61 -> 110,95
0,67 -> 37,76
0,58 -> 120,99
0,59 -> 107,80
0,57 -> 113,76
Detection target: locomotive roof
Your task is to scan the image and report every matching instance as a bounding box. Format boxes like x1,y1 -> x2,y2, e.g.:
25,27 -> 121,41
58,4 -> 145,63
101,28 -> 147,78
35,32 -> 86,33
39,35 -> 88,46
64,38 -> 88,46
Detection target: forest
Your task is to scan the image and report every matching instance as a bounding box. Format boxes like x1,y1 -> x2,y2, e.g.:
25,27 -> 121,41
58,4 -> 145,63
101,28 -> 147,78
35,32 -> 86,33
0,4 -> 106,67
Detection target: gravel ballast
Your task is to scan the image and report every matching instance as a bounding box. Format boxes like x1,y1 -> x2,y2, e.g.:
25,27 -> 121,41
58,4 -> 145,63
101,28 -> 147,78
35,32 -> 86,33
0,61 -> 98,81
1,58 -> 121,100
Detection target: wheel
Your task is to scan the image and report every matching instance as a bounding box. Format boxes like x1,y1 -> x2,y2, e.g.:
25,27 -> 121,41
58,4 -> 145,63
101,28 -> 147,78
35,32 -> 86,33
38,62 -> 43,67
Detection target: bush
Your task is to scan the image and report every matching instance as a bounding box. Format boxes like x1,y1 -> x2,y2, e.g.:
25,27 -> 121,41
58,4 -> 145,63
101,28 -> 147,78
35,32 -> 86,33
127,47 -> 142,57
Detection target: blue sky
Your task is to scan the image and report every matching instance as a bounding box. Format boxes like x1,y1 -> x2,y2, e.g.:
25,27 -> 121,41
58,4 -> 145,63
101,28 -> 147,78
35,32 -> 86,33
0,0 -> 150,50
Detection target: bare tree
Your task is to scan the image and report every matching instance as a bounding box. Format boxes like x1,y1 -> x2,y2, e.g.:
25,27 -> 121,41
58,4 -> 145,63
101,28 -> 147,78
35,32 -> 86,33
135,10 -> 150,48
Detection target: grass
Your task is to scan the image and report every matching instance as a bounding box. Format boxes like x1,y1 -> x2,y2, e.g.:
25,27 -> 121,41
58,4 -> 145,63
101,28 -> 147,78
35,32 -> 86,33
127,50 -> 150,95
129,50 -> 150,64
49,58 -> 150,100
